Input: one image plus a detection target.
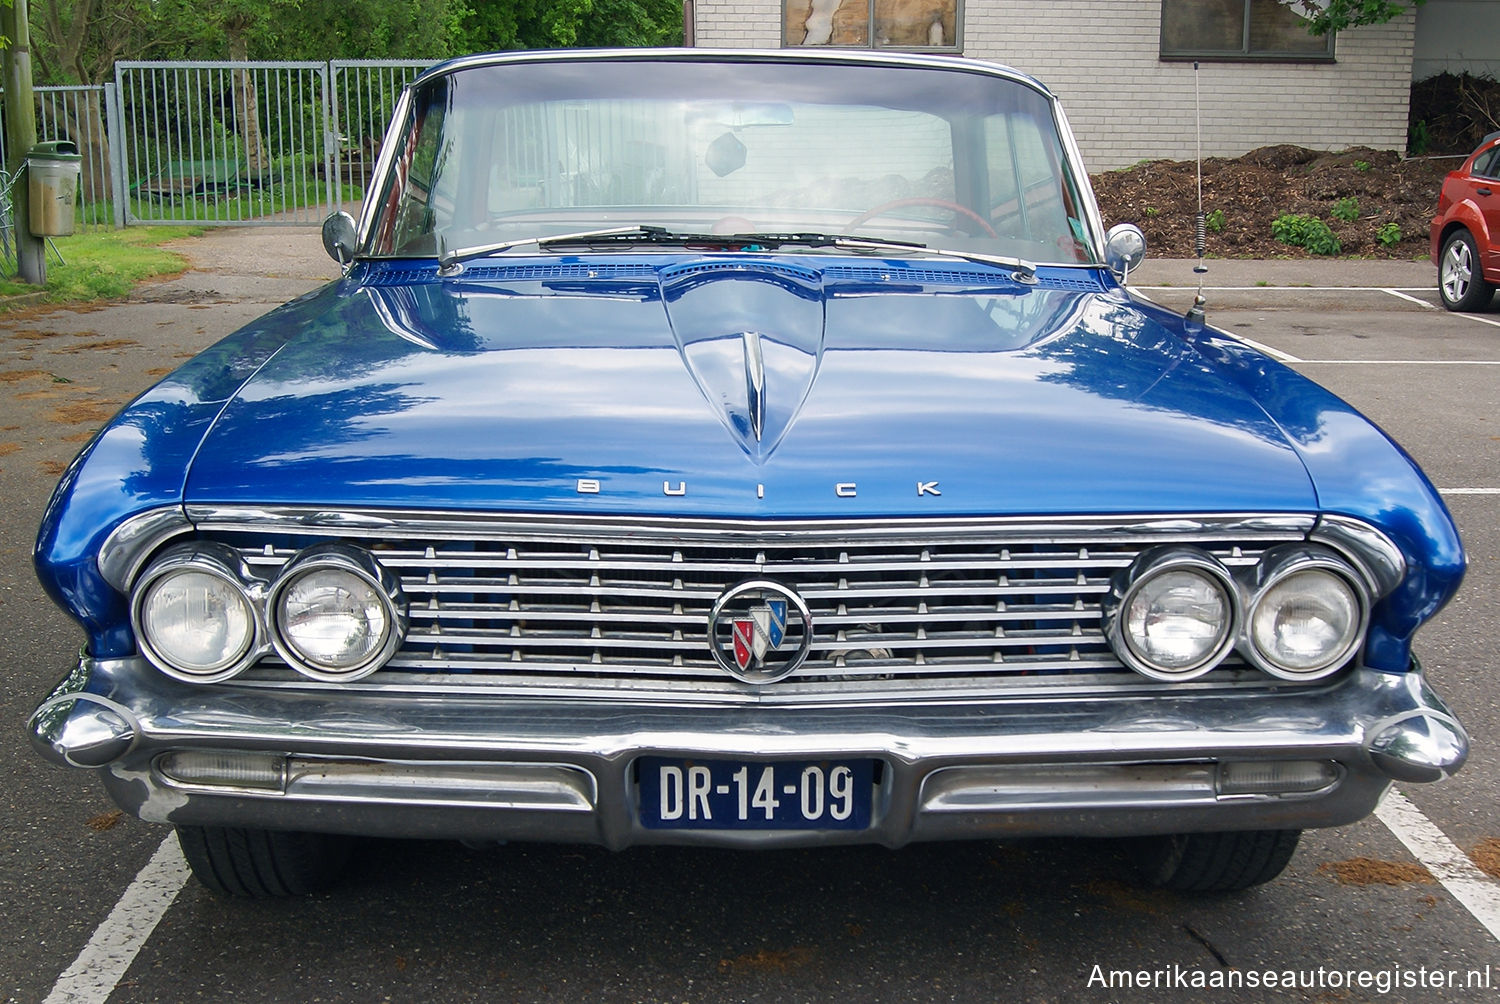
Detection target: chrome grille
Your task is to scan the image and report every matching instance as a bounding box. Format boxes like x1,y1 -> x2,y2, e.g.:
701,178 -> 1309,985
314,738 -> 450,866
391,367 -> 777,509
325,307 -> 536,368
194,510 -> 1318,702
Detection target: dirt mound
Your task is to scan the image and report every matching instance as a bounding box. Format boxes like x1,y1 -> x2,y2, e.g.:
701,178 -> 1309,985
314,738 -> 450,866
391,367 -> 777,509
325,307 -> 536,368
1090,145 -> 1454,259
1410,72 -> 1500,155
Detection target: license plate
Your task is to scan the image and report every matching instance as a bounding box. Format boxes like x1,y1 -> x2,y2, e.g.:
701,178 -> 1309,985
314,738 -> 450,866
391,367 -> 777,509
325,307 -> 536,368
638,757 -> 874,830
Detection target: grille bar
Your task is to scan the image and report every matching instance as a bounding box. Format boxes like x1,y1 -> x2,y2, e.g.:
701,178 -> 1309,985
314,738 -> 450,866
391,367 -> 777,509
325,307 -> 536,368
200,508 -> 1320,701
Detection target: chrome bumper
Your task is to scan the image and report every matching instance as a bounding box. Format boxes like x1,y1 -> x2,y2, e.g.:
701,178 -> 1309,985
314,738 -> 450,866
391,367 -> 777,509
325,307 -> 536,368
30,658 -> 1467,848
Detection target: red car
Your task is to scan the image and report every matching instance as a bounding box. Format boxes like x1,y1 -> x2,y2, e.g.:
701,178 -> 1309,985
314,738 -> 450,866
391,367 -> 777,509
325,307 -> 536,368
1432,131 -> 1500,311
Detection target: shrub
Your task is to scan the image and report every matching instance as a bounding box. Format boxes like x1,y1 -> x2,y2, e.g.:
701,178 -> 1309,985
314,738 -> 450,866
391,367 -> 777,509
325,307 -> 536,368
1272,214 -> 1342,255
1354,160 -> 1372,173
1205,209 -> 1225,234
1408,119 -> 1431,156
1377,222 -> 1402,247
1331,197 -> 1360,222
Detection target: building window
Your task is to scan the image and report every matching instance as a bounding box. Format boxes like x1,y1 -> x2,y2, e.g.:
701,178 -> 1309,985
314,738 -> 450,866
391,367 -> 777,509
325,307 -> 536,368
784,1 -> 961,51
1160,0 -> 1335,61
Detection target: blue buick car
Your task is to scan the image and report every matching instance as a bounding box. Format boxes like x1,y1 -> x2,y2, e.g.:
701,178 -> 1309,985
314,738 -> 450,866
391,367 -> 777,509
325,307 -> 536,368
30,50 -> 1467,897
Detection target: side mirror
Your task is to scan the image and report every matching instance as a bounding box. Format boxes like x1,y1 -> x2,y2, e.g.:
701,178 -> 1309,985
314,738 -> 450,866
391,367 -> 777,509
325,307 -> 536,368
322,211 -> 358,268
1105,224 -> 1147,281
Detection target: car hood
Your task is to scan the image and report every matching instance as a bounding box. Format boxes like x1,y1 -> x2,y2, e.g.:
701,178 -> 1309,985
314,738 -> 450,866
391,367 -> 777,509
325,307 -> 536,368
183,259 -> 1316,517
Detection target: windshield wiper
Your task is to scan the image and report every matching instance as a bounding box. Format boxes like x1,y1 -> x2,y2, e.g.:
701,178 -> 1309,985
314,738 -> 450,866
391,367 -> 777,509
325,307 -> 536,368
437,225 -> 1036,282
437,225 -> 677,274
751,233 -> 1037,281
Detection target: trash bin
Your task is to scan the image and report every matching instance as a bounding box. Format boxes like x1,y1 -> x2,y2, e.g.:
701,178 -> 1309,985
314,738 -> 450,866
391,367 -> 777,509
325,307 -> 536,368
28,141 -> 83,238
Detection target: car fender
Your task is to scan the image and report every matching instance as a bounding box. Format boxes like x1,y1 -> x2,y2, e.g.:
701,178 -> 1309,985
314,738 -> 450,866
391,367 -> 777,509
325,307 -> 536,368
1127,293 -> 1465,672
32,282 -> 348,656
1431,197 -> 1492,272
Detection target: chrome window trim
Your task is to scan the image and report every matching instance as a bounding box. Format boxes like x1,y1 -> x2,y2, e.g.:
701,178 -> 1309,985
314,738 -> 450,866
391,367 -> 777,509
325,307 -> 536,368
412,48 -> 1055,99
355,85 -> 415,253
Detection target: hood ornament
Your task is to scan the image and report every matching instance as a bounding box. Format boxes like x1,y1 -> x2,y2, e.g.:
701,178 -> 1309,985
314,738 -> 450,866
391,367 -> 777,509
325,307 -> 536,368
742,330 -> 765,442
660,260 -> 824,464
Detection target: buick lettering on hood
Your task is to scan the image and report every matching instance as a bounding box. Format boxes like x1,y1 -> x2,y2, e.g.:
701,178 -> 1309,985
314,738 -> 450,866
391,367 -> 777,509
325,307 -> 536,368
30,50 -> 1468,897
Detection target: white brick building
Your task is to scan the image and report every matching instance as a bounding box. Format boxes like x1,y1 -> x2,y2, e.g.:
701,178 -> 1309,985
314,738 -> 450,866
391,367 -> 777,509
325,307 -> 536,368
689,1 -> 1418,171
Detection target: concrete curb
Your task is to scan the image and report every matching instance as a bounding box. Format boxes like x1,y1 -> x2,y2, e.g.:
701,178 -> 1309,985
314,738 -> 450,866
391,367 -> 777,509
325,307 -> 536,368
0,290 -> 50,312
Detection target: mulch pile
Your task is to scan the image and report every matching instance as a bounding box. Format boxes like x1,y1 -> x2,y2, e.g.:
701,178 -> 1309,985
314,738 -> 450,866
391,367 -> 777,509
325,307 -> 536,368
1090,145 -> 1455,259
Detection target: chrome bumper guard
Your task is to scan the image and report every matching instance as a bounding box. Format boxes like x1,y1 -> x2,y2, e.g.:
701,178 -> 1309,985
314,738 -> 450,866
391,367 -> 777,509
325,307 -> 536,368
30,658 -> 1467,848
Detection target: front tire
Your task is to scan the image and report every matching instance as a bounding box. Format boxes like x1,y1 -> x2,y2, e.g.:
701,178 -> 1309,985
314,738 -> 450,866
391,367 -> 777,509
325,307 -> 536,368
1129,829 -> 1300,893
176,825 -> 352,897
1439,230 -> 1496,312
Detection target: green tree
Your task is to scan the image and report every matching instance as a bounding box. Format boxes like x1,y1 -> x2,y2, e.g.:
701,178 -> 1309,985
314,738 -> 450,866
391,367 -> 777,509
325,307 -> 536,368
459,0 -> 684,51
1290,0 -> 1427,36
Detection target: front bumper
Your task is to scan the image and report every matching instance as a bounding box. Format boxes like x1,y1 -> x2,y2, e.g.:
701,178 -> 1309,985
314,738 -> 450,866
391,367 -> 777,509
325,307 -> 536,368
30,658 -> 1467,848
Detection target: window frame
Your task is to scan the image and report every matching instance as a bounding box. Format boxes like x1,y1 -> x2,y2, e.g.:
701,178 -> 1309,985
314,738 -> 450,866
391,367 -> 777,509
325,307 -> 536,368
1471,145 -> 1500,181
1159,0 -> 1336,64
781,0 -> 965,54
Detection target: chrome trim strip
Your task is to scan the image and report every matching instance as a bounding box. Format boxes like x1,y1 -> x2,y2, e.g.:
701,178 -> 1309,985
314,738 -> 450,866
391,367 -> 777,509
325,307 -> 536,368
233,665 -> 1284,708
1051,99 -> 1108,259
155,754 -> 597,813
186,506 -> 1316,544
355,86 -> 414,252
1310,514 -> 1407,598
98,505 -> 192,592
414,48 -> 1056,99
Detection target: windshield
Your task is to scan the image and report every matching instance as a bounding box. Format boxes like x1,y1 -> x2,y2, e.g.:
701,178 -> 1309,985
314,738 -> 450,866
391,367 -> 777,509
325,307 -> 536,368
368,57 -> 1097,266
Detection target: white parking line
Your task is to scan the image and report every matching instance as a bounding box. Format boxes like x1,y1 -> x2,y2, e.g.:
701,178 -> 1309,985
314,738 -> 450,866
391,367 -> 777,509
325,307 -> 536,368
1382,288 -> 1438,309
1204,326 -> 1303,363
1377,788 -> 1500,944
44,835 -> 189,1004
39,791 -> 1500,998
1297,359 -> 1500,365
1136,286 -> 1437,292
1442,488 -> 1500,495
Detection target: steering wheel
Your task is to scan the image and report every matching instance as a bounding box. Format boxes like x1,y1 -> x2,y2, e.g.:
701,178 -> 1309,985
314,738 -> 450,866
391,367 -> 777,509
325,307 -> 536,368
847,197 -> 998,238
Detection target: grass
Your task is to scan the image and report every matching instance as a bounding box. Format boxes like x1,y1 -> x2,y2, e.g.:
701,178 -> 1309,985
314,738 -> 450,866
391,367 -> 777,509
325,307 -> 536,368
2,227 -> 202,306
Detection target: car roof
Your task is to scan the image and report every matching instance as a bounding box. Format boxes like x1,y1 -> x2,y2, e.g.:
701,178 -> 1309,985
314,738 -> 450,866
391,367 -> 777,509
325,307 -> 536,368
412,47 -> 1055,102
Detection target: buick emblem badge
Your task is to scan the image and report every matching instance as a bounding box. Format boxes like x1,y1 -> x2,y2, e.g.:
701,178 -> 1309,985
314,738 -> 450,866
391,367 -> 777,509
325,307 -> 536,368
709,580 -> 813,684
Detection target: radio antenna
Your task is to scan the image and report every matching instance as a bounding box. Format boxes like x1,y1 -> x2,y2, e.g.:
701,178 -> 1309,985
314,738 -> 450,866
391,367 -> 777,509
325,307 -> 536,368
1187,61 -> 1208,325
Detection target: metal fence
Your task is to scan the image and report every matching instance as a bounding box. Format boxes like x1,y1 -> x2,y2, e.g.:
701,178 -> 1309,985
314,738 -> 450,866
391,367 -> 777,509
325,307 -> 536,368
116,60 -> 434,226
329,61 -> 434,199
1,84 -> 112,271
2,60 -> 434,245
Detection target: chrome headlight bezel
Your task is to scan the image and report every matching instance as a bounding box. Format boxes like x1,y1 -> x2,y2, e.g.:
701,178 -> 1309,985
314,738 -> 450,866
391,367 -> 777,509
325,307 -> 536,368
130,542 -> 266,684
1102,547 -> 1240,682
267,543 -> 407,682
1242,545 -> 1368,681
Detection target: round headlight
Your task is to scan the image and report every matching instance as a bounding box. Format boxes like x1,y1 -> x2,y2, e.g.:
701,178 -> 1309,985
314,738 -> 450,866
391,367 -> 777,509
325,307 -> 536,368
1249,567 -> 1362,679
133,545 -> 261,684
270,545 -> 404,681
1105,549 -> 1238,681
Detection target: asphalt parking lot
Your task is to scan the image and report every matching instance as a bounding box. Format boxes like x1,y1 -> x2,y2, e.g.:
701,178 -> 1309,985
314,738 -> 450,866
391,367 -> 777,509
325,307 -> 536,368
1,237 -> 1496,1003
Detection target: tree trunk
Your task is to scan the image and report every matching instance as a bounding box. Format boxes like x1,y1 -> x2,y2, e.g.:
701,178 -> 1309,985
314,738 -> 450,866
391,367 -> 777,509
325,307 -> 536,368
40,89 -> 112,203
227,28 -> 266,174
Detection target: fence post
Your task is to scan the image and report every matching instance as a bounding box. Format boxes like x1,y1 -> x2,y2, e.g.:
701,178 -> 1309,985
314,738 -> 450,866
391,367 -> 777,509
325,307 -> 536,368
323,63 -> 338,217
104,82 -> 128,229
